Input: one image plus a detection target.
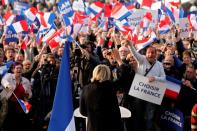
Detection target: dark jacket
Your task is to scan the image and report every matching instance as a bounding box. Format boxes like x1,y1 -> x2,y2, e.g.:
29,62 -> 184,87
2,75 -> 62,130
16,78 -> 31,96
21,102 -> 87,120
80,80 -> 123,131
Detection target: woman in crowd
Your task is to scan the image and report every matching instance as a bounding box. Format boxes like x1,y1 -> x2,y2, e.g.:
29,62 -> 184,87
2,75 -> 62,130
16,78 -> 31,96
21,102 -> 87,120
79,49 -> 125,131
0,62 -> 32,131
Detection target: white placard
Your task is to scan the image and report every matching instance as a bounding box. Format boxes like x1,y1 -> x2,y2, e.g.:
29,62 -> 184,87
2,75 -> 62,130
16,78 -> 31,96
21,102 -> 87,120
129,74 -> 166,105
127,9 -> 158,30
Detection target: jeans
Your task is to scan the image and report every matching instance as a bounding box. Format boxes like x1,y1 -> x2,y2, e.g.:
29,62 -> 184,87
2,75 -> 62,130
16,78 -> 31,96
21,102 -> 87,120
133,98 -> 157,131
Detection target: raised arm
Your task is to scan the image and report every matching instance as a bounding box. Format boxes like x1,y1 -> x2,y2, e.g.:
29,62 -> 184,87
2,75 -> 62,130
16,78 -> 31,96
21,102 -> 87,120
129,44 -> 145,64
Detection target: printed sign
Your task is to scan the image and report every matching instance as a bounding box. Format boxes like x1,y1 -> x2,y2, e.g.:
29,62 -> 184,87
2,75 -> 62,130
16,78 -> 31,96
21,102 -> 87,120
127,9 -> 158,30
159,107 -> 184,131
5,28 -> 18,43
129,74 -> 166,105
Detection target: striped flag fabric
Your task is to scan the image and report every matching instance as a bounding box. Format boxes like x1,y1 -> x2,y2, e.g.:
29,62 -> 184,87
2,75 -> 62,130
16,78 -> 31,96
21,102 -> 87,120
3,11 -> 15,25
158,14 -> 171,34
88,1 -> 104,19
73,12 -> 88,24
24,7 -> 38,23
165,76 -> 181,100
8,20 -> 29,33
36,12 -> 56,29
44,27 -> 65,43
42,28 -> 57,42
48,42 -> 76,131
111,2 -> 132,21
135,31 -> 157,51
141,0 -> 154,9
140,12 -> 152,31
12,91 -> 32,114
17,99 -> 32,114
161,3 -> 175,23
98,19 -> 108,31
114,20 -> 132,34
188,13 -> 197,30
48,36 -> 62,48
1,0 -> 9,5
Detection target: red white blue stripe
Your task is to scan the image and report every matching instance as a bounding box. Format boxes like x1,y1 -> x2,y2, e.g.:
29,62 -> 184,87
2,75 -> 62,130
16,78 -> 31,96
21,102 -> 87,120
8,20 -> 29,33
36,12 -> 56,29
1,0 -> 9,5
161,3 -> 175,23
135,31 -> 157,51
111,2 -> 132,21
3,11 -> 15,25
88,1 -> 104,19
18,99 -> 32,114
165,76 -> 181,100
158,14 -> 171,34
24,7 -> 38,23
48,43 -> 76,131
140,12 -> 152,31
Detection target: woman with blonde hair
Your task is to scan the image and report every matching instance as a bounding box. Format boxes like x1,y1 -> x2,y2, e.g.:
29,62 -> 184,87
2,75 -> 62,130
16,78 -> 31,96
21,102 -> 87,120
80,49 -> 125,131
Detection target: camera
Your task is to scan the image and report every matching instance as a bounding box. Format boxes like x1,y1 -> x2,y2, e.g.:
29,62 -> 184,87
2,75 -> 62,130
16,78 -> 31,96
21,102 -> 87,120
74,48 -> 82,57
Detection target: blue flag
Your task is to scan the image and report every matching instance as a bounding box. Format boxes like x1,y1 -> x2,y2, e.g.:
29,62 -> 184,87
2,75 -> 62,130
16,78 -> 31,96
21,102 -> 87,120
48,42 -> 75,131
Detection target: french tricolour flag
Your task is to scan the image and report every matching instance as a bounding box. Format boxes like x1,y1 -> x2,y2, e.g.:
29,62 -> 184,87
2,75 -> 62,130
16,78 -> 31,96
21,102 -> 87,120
140,0 -> 154,10
18,99 -> 32,114
8,20 -> 29,33
88,1 -> 104,19
24,7 -> 38,23
98,19 -> 108,31
111,2 -> 132,21
3,11 -> 15,25
2,0 -> 9,5
36,12 -> 56,29
161,3 -> 175,23
48,36 -> 62,49
158,15 -> 171,34
135,31 -> 157,51
188,13 -> 197,30
114,20 -> 132,34
140,12 -> 152,31
165,76 -> 181,100
48,42 -> 76,131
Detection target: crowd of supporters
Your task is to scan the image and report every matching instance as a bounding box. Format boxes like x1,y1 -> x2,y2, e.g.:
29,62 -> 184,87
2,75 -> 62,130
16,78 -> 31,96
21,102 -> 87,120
0,0 -> 197,131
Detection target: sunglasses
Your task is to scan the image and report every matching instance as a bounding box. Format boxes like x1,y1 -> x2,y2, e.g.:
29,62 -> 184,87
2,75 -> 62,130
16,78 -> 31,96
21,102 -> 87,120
163,63 -> 171,65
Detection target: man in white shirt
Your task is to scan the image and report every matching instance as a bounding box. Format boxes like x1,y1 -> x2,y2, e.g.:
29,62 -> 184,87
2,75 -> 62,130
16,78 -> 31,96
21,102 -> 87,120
129,44 -> 166,131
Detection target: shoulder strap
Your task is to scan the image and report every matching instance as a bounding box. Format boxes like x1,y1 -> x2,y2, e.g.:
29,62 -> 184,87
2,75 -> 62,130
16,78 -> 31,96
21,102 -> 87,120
144,62 -> 156,76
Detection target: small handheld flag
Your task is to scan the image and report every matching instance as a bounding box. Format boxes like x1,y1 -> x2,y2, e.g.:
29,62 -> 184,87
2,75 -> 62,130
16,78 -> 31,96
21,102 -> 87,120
12,92 -> 32,114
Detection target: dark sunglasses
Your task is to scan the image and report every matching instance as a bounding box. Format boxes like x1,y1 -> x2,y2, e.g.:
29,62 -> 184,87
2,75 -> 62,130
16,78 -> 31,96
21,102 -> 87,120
163,63 -> 171,65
